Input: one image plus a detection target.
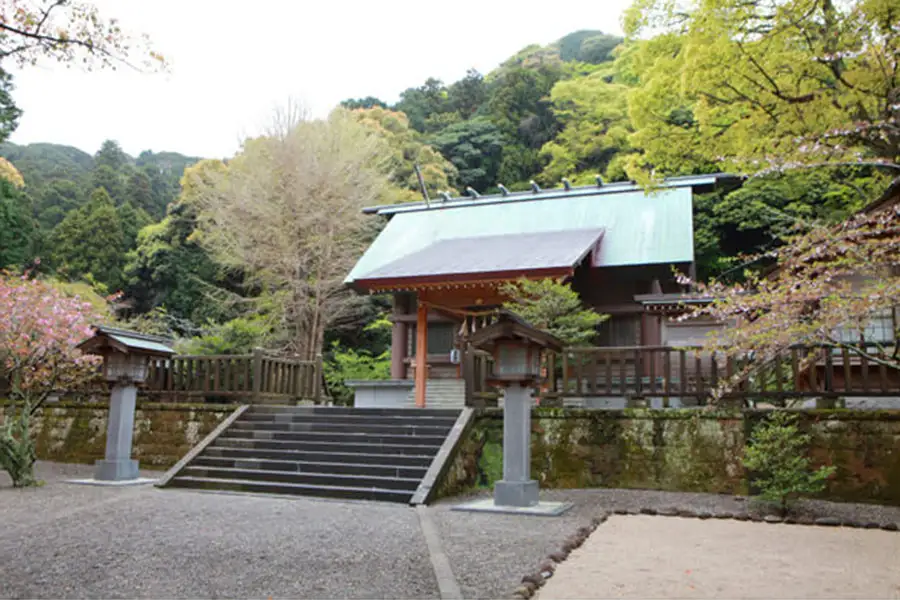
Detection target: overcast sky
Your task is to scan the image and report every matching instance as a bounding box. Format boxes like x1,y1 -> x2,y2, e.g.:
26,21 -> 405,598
7,0 -> 630,159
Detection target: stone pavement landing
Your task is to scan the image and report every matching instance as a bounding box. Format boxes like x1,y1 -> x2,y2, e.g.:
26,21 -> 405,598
538,515 -> 900,600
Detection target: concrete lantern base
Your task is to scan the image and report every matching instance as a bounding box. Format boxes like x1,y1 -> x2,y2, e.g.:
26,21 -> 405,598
66,477 -> 157,487
94,458 -> 140,482
494,479 -> 539,507
452,497 -> 573,517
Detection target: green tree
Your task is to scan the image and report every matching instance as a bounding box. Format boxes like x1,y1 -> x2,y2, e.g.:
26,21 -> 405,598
430,117 -> 505,192
487,57 -> 563,150
447,69 -> 487,119
577,34 -> 623,64
556,30 -> 622,64
624,0 -> 900,176
94,140 -> 129,172
91,164 -> 126,204
177,316 -> 273,355
350,107 -> 457,200
393,77 -> 450,133
341,96 -> 387,110
539,62 -> 634,184
116,201 -> 152,252
501,278 -> 607,346
323,341 -> 391,405
125,168 -> 157,216
34,179 -> 84,229
124,160 -> 237,328
0,69 -> 21,144
0,178 -> 35,269
692,168 -> 886,279
50,187 -> 125,291
135,151 -> 201,215
743,411 -> 836,515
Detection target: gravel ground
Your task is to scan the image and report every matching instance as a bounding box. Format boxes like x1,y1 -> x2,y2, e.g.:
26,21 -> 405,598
3,463 -> 900,599
1,463 -> 438,599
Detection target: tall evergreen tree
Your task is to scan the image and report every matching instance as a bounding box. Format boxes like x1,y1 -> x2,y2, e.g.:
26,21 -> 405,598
0,179 -> 35,269
50,187 -> 125,291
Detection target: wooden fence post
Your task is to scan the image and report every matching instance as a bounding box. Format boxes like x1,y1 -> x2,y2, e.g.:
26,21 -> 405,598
251,348 -> 264,404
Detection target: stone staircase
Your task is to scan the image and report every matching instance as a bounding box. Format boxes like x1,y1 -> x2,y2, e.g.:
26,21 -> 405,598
164,405 -> 461,503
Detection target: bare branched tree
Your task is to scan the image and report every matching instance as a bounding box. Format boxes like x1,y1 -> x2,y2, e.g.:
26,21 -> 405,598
193,107 -> 390,360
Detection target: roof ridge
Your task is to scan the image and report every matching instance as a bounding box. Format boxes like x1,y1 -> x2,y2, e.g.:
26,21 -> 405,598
363,173 -> 742,216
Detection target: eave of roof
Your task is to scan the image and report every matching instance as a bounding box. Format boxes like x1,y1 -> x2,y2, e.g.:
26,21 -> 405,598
353,266 -> 574,293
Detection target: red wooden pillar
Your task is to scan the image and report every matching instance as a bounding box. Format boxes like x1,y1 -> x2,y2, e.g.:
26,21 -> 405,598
415,302 -> 428,408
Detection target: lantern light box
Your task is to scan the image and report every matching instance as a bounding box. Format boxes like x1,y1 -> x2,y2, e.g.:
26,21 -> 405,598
77,326 -> 175,384
468,310 -> 562,387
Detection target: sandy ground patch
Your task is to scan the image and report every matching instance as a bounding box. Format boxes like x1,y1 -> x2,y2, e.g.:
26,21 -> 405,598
538,515 -> 900,600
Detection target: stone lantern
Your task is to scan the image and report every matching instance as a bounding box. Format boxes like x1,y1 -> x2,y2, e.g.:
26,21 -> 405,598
77,326 -> 175,482
455,311 -> 572,516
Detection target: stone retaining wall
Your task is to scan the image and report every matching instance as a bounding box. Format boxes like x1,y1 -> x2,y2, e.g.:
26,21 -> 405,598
0,401 -> 238,469
438,408 -> 900,506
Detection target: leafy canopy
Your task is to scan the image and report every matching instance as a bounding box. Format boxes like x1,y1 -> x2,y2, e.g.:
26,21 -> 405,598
624,0 -> 900,176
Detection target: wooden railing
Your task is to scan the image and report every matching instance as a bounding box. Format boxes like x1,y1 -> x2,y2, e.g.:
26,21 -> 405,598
533,343 -> 900,404
144,349 -> 323,404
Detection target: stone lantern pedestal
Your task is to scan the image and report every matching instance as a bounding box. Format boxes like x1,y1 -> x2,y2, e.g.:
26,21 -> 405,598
94,383 -> 140,481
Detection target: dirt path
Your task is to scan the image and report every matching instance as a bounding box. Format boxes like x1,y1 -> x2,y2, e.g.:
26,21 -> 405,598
538,515 -> 900,599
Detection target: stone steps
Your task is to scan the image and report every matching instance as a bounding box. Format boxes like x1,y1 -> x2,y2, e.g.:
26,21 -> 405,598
164,405 -> 461,503
168,476 -> 414,503
191,456 -> 427,479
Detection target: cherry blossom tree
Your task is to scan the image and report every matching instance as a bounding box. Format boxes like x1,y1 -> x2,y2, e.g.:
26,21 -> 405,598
0,0 -> 165,70
683,202 -> 900,402
0,272 -> 102,486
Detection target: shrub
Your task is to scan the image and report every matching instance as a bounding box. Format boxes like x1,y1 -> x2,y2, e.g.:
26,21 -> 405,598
323,341 -> 390,405
742,411 -> 835,514
500,277 -> 606,346
177,316 -> 272,355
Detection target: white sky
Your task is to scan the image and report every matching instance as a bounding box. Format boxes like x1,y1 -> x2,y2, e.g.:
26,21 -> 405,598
6,0 -> 630,159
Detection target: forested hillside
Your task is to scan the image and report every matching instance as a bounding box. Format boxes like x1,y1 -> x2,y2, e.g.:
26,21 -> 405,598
0,0 -> 896,372
0,139 -> 199,294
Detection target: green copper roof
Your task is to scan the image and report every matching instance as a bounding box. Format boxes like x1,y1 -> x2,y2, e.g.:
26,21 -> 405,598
346,184 -> 697,287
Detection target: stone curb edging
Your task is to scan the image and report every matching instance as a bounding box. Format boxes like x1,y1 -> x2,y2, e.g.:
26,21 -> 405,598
510,513 -> 609,599
510,508 -> 900,599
